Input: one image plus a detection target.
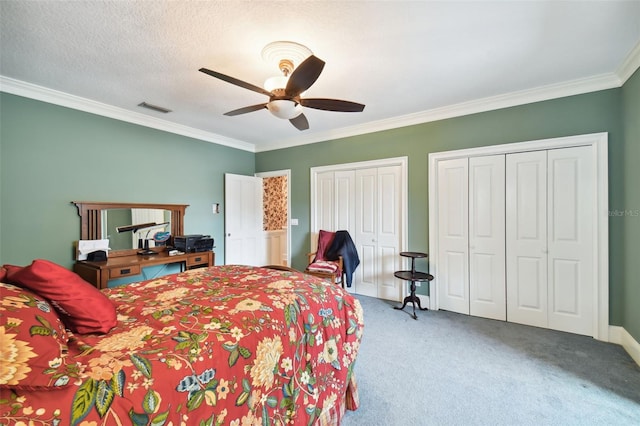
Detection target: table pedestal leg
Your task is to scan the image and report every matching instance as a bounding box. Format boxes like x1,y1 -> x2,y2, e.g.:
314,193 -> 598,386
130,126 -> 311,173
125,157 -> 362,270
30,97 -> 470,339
394,281 -> 428,320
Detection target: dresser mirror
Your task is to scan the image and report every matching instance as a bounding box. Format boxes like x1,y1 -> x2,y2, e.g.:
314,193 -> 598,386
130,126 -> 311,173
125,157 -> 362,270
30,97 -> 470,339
103,208 -> 172,251
73,201 -> 188,257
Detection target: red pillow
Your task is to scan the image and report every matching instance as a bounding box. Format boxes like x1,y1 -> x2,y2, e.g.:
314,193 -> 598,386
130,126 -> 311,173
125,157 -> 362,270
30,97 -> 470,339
2,264 -> 23,282
0,283 -> 71,390
314,230 -> 336,262
10,259 -> 117,334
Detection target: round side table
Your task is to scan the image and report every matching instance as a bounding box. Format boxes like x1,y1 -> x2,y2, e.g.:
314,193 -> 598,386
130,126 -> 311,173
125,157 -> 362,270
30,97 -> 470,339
393,251 -> 433,319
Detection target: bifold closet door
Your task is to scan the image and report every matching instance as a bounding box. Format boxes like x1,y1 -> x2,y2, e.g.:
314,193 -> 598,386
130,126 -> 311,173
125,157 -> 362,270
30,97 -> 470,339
355,166 -> 402,301
469,155 -> 506,321
506,146 -> 594,335
437,155 -> 505,318
315,171 -> 337,232
546,146 -> 594,336
506,151 -> 548,328
436,158 -> 470,314
313,170 -> 355,245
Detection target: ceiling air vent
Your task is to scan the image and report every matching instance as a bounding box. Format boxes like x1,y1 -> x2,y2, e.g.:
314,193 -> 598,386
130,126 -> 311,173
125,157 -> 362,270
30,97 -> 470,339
138,102 -> 172,113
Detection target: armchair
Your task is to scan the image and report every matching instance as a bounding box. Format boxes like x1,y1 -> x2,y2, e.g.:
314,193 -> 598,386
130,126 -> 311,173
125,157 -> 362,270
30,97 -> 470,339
305,230 -> 344,287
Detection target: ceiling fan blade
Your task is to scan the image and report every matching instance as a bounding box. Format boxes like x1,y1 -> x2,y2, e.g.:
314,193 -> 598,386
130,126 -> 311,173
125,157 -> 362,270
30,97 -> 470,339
289,113 -> 309,131
199,68 -> 272,97
224,103 -> 268,116
300,98 -> 365,112
285,55 -> 325,97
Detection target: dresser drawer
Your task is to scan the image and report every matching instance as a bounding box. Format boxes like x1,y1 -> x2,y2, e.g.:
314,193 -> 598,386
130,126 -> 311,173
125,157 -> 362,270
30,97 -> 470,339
109,265 -> 141,279
186,253 -> 209,267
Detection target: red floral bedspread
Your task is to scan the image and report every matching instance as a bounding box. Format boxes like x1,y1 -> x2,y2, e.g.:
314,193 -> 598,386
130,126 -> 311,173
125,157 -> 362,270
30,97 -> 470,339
1,265 -> 363,426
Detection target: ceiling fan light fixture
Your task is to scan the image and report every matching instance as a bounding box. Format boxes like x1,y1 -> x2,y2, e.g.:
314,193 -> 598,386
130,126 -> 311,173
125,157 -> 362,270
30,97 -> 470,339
200,41 -> 364,131
267,99 -> 303,120
264,75 -> 288,92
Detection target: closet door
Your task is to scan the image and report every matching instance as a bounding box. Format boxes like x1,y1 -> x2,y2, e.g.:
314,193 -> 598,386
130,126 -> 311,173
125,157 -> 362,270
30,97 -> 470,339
469,155 -> 506,320
334,171 -> 356,233
315,171 -> 336,232
355,168 -> 377,297
506,151 -> 548,328
547,146 -> 594,335
436,158 -> 470,314
376,165 -> 402,301
355,166 -> 402,300
312,171 -> 355,248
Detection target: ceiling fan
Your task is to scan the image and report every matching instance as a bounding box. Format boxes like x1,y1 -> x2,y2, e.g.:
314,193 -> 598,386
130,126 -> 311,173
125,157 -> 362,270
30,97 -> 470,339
199,46 -> 365,131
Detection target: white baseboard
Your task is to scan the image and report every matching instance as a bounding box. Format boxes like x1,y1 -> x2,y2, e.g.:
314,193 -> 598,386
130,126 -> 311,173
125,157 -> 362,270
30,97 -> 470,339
609,325 -> 640,367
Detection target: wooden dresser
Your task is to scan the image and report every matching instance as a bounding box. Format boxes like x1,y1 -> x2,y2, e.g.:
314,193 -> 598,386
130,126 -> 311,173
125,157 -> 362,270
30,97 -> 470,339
74,251 -> 214,289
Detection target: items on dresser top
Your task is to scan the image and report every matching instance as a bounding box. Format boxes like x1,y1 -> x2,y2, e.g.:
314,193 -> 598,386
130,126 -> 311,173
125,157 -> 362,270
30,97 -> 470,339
174,234 -> 214,253
74,250 -> 214,289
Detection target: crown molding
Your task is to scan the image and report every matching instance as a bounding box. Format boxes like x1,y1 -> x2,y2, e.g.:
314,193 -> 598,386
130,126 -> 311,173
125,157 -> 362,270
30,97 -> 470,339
617,40 -> 640,84
3,43 -> 638,155
0,76 -> 256,152
257,72 -> 623,152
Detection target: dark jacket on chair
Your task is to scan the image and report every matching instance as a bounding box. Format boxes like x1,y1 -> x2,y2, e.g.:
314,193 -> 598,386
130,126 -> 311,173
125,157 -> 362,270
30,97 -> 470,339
326,230 -> 360,287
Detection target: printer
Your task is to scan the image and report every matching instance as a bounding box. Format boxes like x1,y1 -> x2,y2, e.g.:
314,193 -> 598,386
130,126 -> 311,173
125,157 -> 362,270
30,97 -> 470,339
174,234 -> 214,253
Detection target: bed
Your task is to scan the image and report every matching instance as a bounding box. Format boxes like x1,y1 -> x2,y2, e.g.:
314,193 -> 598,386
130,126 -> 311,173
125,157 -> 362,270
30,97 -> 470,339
0,261 -> 363,426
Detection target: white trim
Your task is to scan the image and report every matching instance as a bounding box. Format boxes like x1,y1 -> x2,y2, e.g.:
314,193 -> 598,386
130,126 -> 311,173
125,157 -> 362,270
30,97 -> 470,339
617,40 -> 640,85
310,157 -> 409,299
255,169 -> 292,267
3,47 -> 636,156
0,76 -> 255,153
256,73 -> 621,152
609,326 -> 640,367
415,294 -> 430,312
428,133 -> 609,341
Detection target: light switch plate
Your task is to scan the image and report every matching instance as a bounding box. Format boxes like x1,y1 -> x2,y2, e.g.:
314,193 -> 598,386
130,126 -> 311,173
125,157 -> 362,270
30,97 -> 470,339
291,218 -> 299,226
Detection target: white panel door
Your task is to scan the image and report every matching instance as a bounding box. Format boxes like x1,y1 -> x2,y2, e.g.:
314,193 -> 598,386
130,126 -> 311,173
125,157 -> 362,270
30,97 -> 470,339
355,168 -> 378,298
469,155 -> 506,320
376,165 -> 402,301
437,158 -> 470,314
547,146 -> 594,336
224,173 -> 265,266
334,170 -> 356,232
316,171 -> 335,233
355,166 -> 402,300
335,170 -> 357,293
506,151 -> 547,328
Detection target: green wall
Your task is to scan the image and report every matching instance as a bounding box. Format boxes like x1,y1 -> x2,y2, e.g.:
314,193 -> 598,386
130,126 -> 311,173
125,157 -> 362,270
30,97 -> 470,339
621,69 -> 640,340
0,93 -> 254,269
1,73 -> 638,343
256,88 -> 633,332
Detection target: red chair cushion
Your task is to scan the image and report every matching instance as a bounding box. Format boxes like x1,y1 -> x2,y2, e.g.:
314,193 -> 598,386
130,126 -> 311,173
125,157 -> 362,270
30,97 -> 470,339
307,261 -> 340,274
9,259 -> 117,334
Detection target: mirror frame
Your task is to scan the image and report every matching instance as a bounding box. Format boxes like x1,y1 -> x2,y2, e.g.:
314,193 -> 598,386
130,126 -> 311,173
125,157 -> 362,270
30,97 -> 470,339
72,201 -> 188,257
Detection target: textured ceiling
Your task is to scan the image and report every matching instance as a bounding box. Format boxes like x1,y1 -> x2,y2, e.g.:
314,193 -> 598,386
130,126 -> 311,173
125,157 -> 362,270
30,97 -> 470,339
1,1 -> 639,152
